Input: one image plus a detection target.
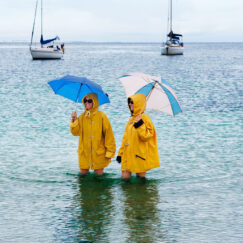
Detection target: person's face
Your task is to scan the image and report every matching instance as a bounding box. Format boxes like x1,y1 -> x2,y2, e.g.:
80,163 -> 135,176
128,99 -> 134,112
84,96 -> 93,111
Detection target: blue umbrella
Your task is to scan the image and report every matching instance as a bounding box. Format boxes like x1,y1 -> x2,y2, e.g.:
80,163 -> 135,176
48,75 -> 110,105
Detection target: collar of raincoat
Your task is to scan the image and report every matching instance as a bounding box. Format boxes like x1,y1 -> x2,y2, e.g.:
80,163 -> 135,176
82,93 -> 99,117
129,93 -> 146,117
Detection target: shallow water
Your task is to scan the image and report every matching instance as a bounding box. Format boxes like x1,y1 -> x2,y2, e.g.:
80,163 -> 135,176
0,42 -> 242,242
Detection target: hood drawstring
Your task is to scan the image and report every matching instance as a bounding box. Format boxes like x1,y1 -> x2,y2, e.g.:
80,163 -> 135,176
85,111 -> 90,117
85,110 -> 98,118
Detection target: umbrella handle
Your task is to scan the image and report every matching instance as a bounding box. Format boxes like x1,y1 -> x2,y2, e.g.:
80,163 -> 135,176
74,83 -> 83,112
75,102 -> 78,112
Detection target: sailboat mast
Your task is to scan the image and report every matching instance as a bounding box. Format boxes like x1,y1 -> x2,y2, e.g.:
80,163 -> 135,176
30,0 -> 38,48
170,0 -> 172,33
41,0 -> 43,47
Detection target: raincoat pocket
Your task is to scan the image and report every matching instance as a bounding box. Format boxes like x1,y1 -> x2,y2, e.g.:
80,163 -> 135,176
95,147 -> 109,168
96,147 -> 106,156
135,154 -> 146,160
134,142 -> 147,161
133,152 -> 147,172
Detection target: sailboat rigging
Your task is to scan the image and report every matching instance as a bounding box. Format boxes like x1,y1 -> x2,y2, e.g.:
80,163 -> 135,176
161,0 -> 184,55
30,0 -> 64,60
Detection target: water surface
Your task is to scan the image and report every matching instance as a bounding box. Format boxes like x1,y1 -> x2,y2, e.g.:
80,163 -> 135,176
0,42 -> 242,242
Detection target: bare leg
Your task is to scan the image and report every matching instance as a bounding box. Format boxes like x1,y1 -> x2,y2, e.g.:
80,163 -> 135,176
80,169 -> 89,175
94,168 -> 104,176
122,171 -> 132,179
136,172 -> 146,178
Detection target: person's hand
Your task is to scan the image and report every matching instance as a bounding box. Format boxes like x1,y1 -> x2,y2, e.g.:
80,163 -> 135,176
116,156 -> 121,164
135,114 -> 142,122
71,111 -> 77,122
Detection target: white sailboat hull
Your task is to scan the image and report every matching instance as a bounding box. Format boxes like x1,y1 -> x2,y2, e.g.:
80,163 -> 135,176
30,47 -> 63,60
161,45 -> 184,55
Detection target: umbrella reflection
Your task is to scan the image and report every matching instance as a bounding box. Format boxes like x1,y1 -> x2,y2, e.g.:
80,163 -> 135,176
121,179 -> 164,242
74,174 -> 114,242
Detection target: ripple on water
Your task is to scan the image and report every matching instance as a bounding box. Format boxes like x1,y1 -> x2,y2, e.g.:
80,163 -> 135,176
0,42 -> 242,242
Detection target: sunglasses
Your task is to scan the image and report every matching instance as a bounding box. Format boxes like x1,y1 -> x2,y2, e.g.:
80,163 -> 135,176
84,98 -> 93,103
128,100 -> 133,105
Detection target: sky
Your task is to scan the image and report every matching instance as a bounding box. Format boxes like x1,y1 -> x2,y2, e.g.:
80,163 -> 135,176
0,0 -> 242,42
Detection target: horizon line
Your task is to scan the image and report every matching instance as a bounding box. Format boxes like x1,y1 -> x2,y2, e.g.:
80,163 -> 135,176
0,41 -> 243,44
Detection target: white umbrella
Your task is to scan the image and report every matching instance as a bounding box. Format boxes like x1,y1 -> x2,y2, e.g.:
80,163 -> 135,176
119,72 -> 182,116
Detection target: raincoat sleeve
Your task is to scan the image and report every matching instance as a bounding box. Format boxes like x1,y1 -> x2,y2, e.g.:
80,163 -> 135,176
70,115 -> 82,136
102,113 -> 116,158
135,115 -> 154,142
118,121 -> 129,157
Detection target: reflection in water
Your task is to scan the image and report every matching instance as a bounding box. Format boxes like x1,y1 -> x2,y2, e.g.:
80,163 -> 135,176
71,175 -> 163,242
121,179 -> 163,242
74,174 -> 114,242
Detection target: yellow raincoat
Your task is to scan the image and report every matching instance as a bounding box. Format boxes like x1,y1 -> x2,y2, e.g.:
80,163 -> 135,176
118,93 -> 160,173
70,93 -> 116,170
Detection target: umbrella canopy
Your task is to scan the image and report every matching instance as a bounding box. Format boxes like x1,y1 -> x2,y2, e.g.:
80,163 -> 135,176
48,75 -> 110,105
119,73 -> 182,116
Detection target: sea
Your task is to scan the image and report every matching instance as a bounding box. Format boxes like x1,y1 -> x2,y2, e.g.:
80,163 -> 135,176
0,42 -> 242,243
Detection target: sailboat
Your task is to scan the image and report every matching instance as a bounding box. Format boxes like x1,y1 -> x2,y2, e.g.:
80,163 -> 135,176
161,0 -> 184,55
30,0 -> 64,60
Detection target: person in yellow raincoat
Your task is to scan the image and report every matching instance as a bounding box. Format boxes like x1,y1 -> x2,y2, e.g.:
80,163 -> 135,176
116,93 -> 160,179
70,93 -> 116,176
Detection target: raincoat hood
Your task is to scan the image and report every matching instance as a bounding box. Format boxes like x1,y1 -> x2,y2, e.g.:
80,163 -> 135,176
82,93 -> 99,116
129,93 -> 146,117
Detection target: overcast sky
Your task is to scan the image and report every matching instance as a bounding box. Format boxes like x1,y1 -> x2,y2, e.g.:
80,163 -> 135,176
0,0 -> 242,42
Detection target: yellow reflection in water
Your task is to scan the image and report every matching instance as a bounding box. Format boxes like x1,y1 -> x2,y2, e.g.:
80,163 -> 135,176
75,174 -> 114,242
121,179 -> 164,242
